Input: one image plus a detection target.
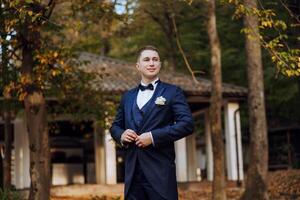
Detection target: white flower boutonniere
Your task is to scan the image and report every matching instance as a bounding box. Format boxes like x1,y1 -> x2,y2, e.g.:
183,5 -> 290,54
155,96 -> 166,106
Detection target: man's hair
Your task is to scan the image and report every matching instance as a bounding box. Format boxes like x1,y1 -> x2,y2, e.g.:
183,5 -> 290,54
137,45 -> 160,61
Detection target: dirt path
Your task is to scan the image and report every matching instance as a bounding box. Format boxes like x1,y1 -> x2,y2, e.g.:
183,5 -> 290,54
49,170 -> 300,200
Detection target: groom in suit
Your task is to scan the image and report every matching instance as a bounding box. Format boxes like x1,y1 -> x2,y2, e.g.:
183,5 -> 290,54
110,45 -> 194,200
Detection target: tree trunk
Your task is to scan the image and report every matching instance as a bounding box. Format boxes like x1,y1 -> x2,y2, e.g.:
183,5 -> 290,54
165,30 -> 177,71
21,19 -> 51,200
24,93 -> 50,200
241,0 -> 269,200
207,0 -> 227,200
0,3 -> 12,188
158,11 -> 177,71
100,37 -> 110,56
0,152 -> 2,189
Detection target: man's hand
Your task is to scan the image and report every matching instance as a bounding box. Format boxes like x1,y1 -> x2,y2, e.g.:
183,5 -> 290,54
135,132 -> 153,148
121,129 -> 138,144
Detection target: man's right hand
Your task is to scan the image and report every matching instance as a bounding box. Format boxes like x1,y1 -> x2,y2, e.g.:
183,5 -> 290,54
121,129 -> 138,144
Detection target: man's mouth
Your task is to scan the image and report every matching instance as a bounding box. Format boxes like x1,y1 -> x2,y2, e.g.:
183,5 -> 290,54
147,68 -> 156,72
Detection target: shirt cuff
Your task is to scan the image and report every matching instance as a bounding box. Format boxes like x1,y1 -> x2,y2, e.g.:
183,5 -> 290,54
149,131 -> 155,146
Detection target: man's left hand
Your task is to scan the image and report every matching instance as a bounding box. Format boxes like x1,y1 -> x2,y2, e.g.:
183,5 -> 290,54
135,132 -> 152,148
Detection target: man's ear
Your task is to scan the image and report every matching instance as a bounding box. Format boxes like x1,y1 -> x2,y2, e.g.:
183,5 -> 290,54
136,63 -> 139,70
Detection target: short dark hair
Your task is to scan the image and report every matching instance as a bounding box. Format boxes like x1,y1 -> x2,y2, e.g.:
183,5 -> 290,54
137,45 -> 160,61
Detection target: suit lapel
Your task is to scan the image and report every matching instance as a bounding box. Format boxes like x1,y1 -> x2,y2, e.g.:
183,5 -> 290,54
125,87 -> 138,129
139,81 -> 166,131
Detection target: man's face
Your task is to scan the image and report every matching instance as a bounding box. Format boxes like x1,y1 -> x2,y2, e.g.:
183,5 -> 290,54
136,50 -> 161,80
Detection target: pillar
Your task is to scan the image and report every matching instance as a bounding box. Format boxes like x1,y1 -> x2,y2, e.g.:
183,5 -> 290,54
94,122 -> 106,184
205,110 -> 213,181
224,102 -> 244,180
104,129 -> 117,184
14,117 -> 30,189
186,134 -> 198,181
175,138 -> 188,182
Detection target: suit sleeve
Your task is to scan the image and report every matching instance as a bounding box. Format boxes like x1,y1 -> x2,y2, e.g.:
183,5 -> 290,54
151,87 -> 194,147
110,94 -> 126,146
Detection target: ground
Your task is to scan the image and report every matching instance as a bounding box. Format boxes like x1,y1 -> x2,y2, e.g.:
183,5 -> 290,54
268,169 -> 300,200
49,170 -> 300,200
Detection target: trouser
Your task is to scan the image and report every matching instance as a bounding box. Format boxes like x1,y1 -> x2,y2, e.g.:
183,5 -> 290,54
126,160 -> 166,200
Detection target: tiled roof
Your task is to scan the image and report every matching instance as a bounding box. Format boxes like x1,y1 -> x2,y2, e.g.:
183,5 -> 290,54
79,52 -> 247,98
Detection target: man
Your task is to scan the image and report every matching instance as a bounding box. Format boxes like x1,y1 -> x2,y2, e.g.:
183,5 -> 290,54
110,45 -> 194,200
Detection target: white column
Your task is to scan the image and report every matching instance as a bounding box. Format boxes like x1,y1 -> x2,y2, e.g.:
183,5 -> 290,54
104,129 -> 117,184
205,110 -> 213,181
175,138 -> 188,182
94,122 -> 106,184
14,117 -> 30,189
186,134 -> 197,181
224,102 -> 244,180
235,106 -> 244,181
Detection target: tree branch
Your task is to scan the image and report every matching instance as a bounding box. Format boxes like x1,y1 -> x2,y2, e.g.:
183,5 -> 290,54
279,0 -> 300,24
171,14 -> 201,82
8,49 -> 22,61
257,0 -> 292,50
45,0 -> 56,19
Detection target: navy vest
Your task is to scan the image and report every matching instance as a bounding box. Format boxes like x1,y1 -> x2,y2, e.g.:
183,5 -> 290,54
131,97 -> 152,133
131,96 -> 154,178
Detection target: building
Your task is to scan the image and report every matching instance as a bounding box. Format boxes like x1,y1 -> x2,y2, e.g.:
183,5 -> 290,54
2,52 -> 248,188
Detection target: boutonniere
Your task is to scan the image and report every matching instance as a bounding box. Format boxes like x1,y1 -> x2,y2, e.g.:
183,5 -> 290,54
155,96 -> 166,106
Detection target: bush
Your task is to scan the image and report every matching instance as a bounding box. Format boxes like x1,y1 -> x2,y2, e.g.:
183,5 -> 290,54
0,188 -> 20,200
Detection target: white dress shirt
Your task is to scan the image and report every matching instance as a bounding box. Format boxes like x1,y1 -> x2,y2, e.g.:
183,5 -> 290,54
136,77 -> 159,145
137,77 -> 159,109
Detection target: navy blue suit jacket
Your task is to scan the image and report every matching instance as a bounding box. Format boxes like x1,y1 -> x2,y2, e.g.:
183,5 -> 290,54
110,81 -> 194,200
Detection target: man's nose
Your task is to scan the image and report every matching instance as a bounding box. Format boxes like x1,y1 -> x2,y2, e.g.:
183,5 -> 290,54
149,60 -> 155,66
